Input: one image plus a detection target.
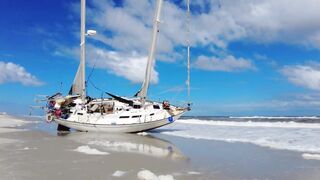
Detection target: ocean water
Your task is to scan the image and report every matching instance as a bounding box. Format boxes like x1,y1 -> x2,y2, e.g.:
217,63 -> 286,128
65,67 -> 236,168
160,116 -> 320,154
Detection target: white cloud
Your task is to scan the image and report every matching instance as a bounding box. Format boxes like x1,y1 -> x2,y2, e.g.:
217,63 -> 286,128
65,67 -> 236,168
194,55 -> 255,72
87,0 -> 245,53
86,45 -> 158,84
281,63 -> 320,91
0,61 -> 43,86
86,0 -> 320,52
192,10 -> 246,48
52,44 -> 159,84
61,0 -> 320,82
201,0 -> 320,47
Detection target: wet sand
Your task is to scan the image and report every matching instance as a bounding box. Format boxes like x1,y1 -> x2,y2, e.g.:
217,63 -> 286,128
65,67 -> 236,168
1,115 -> 320,180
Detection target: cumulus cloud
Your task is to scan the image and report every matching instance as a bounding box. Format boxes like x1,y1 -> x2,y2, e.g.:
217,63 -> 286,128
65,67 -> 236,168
86,45 -> 158,84
206,0 -> 320,47
194,55 -> 255,72
52,44 -> 159,84
86,0 -> 245,53
60,0 -> 320,82
0,61 -> 43,86
281,63 -> 320,91
86,0 -> 320,51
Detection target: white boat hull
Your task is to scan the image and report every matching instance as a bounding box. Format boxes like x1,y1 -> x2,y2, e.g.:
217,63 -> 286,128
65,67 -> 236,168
54,113 -> 184,133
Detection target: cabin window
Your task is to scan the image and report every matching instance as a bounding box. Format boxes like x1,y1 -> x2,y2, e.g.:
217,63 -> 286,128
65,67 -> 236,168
133,105 -> 141,109
153,105 -> 160,109
132,115 -> 142,118
150,113 -> 154,116
119,116 -> 129,118
77,113 -> 83,115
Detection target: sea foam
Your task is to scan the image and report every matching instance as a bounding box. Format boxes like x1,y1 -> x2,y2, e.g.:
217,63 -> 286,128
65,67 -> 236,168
178,119 -> 320,129
229,116 -> 320,119
162,119 -> 320,153
74,145 -> 109,155
0,114 -> 27,128
112,170 -> 127,177
137,169 -> 174,180
302,153 -> 320,160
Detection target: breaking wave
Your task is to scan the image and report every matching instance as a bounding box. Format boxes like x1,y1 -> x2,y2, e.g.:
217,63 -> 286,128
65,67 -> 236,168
177,119 -> 320,129
229,116 -> 320,119
161,118 -> 320,153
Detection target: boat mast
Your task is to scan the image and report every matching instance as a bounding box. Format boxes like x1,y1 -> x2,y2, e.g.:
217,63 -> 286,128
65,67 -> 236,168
186,0 -> 191,101
80,0 -> 86,101
136,0 -> 163,101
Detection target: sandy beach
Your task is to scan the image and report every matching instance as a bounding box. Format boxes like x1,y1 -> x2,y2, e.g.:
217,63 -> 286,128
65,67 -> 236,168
1,115 -> 320,180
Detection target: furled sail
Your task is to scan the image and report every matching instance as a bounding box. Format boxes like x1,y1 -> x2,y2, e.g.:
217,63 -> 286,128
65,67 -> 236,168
135,0 -> 163,100
69,61 -> 85,96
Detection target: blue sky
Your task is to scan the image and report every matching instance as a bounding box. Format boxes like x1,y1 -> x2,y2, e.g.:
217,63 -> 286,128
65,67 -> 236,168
1,0 -> 320,116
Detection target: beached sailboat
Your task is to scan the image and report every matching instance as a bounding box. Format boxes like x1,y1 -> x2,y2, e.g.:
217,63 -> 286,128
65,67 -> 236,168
45,0 -> 191,133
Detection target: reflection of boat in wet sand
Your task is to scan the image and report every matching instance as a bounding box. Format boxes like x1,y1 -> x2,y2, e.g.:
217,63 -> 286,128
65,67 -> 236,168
64,132 -> 186,160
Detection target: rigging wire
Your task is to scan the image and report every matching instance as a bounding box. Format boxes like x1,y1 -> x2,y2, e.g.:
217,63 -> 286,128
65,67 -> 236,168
88,79 -> 105,94
86,59 -> 106,95
86,62 -> 96,82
